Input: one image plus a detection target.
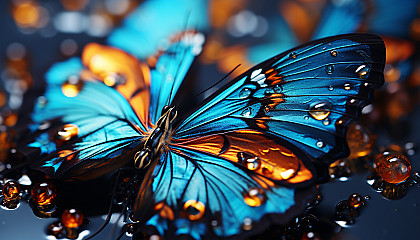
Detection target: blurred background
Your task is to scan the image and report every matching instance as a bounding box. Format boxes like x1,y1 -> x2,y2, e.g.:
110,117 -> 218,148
1,0 -> 420,239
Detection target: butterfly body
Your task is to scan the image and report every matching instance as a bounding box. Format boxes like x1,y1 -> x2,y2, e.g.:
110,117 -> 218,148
19,33 -> 385,239
135,106 -> 177,169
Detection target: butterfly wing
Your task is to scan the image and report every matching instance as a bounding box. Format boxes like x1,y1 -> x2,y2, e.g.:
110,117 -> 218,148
132,34 -> 385,238
175,34 -> 385,166
133,147 -> 315,239
107,0 -> 208,59
149,32 -> 205,125
312,0 -> 365,39
19,58 -> 144,180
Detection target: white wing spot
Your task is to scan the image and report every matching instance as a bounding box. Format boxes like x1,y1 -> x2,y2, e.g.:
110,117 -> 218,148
250,69 -> 267,87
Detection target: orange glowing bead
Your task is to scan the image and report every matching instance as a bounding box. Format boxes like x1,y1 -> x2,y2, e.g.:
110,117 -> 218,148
61,76 -> 83,97
62,209 -> 84,228
31,182 -> 57,206
346,123 -> 374,158
2,180 -> 20,201
56,124 -> 79,141
244,188 -> 266,207
375,152 -> 411,184
57,150 -> 75,161
183,200 -> 205,221
348,193 -> 364,209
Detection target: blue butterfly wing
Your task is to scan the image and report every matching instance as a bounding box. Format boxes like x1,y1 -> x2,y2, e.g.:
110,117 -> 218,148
133,147 -> 315,239
312,0 -> 365,39
149,32 -> 205,125
107,0 -> 208,59
20,58 -> 144,180
175,34 -> 385,165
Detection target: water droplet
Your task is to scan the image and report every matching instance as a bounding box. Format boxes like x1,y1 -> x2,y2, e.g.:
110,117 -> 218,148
348,193 -> 364,208
289,52 -> 297,59
237,152 -> 261,171
316,141 -> 325,148
346,123 -> 374,158
309,102 -> 332,120
304,116 -> 309,120
323,119 -> 330,125
364,82 -> 370,87
183,200 -> 205,221
37,96 -> 48,107
325,65 -> 334,75
62,209 -> 84,228
322,47 -> 327,50
61,76 -> 83,97
328,86 -> 334,91
330,50 -> 338,57
103,72 -> 126,87
241,108 -> 252,117
31,182 -> 57,206
56,124 -> 79,141
273,85 -> 283,93
239,88 -> 252,98
344,83 -> 351,90
355,65 -> 370,78
364,195 -> 371,200
244,188 -> 266,207
242,218 -> 253,230
375,152 -> 411,184
2,180 -> 20,201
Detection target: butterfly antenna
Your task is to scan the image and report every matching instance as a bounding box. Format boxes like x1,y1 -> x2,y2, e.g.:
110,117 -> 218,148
85,169 -> 121,240
194,64 -> 241,99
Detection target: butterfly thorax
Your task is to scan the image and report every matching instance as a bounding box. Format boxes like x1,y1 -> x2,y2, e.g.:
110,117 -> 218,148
134,106 -> 177,169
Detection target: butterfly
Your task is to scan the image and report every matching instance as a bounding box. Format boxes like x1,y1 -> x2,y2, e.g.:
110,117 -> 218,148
19,33 -> 385,239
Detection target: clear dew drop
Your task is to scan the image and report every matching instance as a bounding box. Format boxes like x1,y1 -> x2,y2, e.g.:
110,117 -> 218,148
323,119 -> 330,125
330,50 -> 338,57
328,86 -> 334,91
355,65 -> 371,78
241,108 -> 252,117
273,85 -> 283,93
304,116 -> 309,120
289,52 -> 297,59
316,141 -> 325,148
325,65 -> 334,75
239,88 -> 252,98
308,102 -> 331,120
344,83 -> 351,90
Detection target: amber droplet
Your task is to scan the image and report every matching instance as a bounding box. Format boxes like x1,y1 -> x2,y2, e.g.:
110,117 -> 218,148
348,193 -> 364,208
183,200 -> 205,221
244,188 -> 266,207
57,124 -> 79,141
237,152 -> 261,171
103,72 -> 126,87
308,102 -> 331,120
31,182 -> 57,206
61,76 -> 83,97
58,150 -> 74,161
346,123 -> 374,158
62,209 -> 84,228
375,152 -> 411,184
2,180 -> 20,201
330,50 -> 338,57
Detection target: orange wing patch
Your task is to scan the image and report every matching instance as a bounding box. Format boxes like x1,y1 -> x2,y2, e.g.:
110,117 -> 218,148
172,130 -> 313,185
82,43 -> 151,129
